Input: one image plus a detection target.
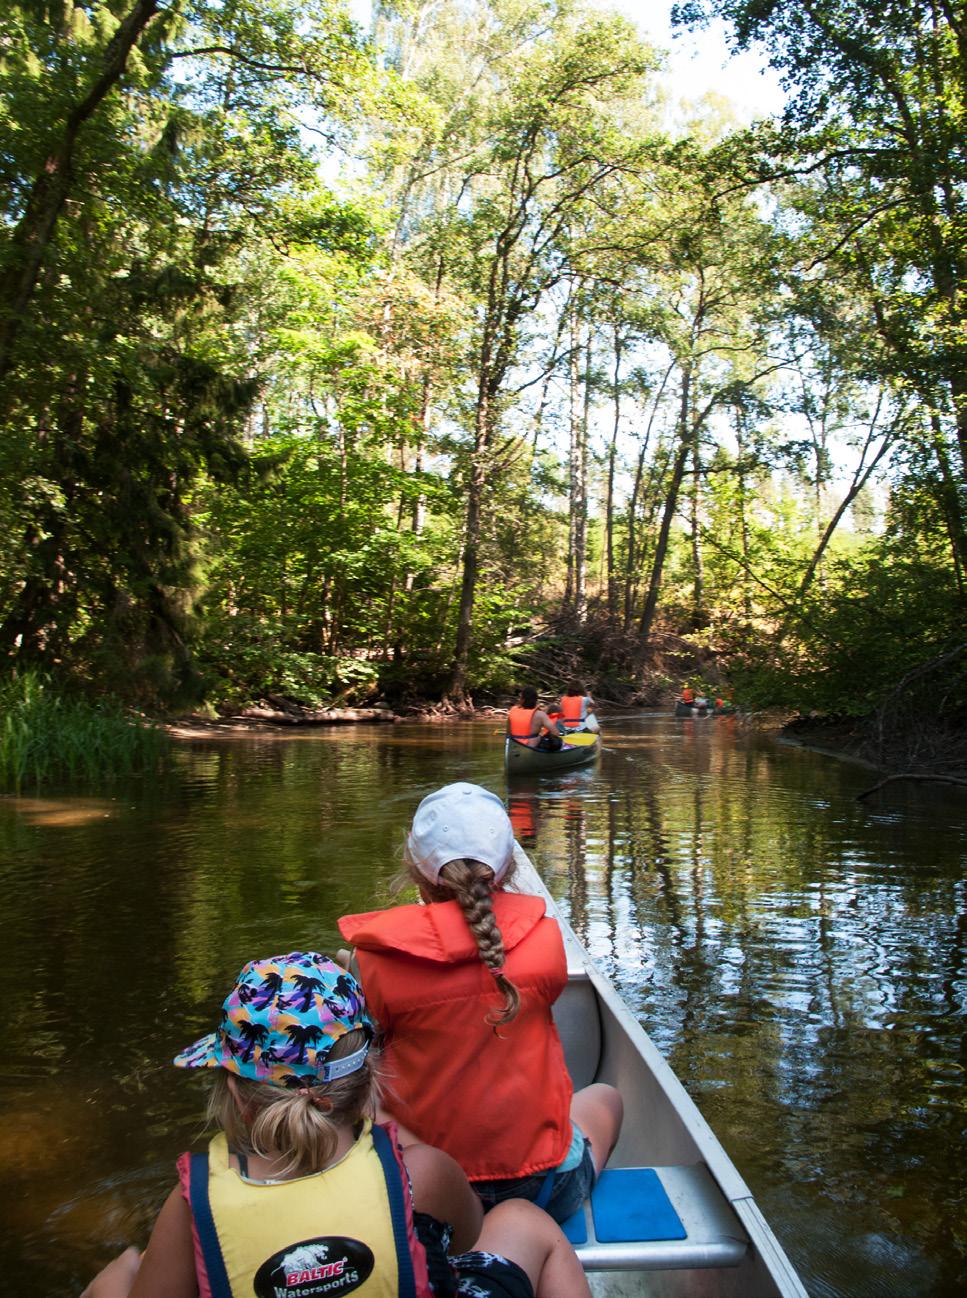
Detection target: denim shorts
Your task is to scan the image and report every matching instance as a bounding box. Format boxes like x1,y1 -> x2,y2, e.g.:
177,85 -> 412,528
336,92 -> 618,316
471,1136 -> 595,1225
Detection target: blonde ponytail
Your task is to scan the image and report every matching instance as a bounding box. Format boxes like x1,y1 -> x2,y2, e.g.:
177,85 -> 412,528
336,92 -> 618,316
209,1029 -> 379,1177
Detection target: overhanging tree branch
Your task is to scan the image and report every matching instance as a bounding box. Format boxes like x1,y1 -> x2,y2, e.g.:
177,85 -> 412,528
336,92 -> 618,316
0,0 -> 162,387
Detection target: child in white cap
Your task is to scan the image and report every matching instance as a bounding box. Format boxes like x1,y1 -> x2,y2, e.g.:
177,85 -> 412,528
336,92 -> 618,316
80,951 -> 592,1298
339,783 -> 622,1225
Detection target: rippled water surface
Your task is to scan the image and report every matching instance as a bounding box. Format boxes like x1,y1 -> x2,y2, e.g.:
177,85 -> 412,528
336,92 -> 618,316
1,715 -> 964,1296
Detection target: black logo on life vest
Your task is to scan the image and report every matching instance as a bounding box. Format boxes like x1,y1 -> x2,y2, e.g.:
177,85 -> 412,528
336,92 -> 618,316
253,1236 -> 375,1298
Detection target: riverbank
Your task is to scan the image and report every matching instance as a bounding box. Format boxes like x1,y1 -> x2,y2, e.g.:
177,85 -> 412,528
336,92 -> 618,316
166,694 -> 513,738
776,714 -> 876,766
777,712 -> 967,805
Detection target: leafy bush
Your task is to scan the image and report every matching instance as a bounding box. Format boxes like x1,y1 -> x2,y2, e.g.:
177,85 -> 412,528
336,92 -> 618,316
196,611 -> 381,705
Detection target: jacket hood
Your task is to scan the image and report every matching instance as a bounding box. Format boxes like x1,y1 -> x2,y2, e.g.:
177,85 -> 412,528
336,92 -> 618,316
338,892 -> 548,965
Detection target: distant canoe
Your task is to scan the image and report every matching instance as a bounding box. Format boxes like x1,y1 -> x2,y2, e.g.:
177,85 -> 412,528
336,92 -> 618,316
677,700 -> 713,717
505,732 -> 600,774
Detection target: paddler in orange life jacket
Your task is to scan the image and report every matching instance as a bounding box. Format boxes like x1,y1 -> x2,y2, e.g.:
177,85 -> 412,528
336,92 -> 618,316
338,784 -> 623,1229
80,951 -> 593,1298
506,685 -> 562,751
556,679 -> 598,732
680,684 -> 695,705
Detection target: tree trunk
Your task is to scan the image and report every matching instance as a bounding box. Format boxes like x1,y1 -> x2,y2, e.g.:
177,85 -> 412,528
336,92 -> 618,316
0,0 -> 161,386
572,329 -> 590,624
773,407 -> 898,643
735,417 -> 753,620
624,442 -> 646,632
623,362 -> 673,630
640,367 -> 692,647
605,327 -> 622,616
689,417 -> 705,627
929,412 -> 967,590
565,312 -> 580,607
450,370 -> 492,700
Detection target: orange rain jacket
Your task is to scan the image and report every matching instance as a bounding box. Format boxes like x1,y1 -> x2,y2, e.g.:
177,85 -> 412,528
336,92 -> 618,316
338,892 -> 572,1180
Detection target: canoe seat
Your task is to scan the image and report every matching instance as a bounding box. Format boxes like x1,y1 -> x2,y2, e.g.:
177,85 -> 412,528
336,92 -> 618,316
564,1164 -> 748,1272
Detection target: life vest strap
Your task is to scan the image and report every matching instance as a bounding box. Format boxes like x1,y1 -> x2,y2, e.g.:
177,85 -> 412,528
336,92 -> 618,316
371,1124 -> 417,1298
188,1152 -> 233,1298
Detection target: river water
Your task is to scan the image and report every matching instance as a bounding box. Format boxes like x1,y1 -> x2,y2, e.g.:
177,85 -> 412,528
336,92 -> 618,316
1,714 -> 964,1297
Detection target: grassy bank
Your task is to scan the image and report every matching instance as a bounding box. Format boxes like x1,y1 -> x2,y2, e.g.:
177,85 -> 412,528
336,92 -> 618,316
0,675 -> 169,788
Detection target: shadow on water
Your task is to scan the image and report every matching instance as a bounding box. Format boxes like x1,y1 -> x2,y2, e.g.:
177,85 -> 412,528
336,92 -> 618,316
0,713 -> 964,1296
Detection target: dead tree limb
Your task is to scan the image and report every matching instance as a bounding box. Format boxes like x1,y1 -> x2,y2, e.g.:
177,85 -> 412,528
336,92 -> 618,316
857,773 -> 967,800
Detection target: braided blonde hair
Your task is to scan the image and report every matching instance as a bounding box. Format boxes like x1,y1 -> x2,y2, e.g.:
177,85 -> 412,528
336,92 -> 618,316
209,1029 -> 380,1178
412,856 -> 521,1025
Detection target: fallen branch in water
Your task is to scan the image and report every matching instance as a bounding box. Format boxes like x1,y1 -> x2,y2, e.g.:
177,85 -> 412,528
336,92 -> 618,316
857,773 -> 967,800
235,705 -> 396,725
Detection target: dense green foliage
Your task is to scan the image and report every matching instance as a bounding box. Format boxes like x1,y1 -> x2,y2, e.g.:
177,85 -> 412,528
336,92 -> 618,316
0,673 -> 168,786
1,0 -> 964,752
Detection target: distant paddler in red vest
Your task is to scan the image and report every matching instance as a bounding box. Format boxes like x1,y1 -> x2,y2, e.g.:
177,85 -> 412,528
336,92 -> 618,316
507,685 -> 562,751
556,679 -> 598,733
680,684 -> 695,705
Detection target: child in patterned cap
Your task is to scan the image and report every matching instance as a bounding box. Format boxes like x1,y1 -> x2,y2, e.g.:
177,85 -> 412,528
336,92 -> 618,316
81,951 -> 591,1298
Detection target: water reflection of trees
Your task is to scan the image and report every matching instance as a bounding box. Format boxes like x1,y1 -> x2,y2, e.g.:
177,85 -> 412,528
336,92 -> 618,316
532,723 -> 967,1292
3,724 -> 965,1295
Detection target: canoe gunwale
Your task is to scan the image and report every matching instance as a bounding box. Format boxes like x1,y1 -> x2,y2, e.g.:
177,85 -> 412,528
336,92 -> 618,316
510,846 -> 809,1298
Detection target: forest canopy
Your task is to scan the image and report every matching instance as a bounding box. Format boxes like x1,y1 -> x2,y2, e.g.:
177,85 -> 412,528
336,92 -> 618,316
1,0 -> 964,736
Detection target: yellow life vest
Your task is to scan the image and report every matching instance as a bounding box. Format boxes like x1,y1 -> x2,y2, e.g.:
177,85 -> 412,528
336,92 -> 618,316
181,1122 -> 432,1298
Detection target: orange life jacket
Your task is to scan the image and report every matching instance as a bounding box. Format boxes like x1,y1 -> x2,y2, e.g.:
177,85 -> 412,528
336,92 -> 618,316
681,687 -> 694,703
338,893 -> 572,1181
507,705 -> 539,738
560,695 -> 585,728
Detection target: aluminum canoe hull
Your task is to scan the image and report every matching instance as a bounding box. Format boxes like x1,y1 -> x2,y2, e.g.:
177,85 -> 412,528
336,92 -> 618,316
514,849 -> 807,1298
505,734 -> 600,774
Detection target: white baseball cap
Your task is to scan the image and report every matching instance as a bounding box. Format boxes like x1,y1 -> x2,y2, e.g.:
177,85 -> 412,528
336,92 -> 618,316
407,782 -> 516,883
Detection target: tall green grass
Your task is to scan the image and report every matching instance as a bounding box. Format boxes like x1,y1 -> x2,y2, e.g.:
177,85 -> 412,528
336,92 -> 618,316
0,674 -> 170,788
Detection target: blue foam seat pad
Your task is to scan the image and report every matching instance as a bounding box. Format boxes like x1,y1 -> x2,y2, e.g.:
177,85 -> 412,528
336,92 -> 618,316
590,1168 -> 687,1243
561,1208 -> 588,1246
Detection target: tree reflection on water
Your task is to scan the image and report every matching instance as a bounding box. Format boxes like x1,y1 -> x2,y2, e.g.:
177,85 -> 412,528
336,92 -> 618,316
0,716 -> 963,1296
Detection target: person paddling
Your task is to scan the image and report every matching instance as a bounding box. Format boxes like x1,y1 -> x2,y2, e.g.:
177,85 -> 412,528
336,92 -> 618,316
81,951 -> 592,1298
338,784 -> 623,1226
506,686 -> 562,751
556,680 -> 598,733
